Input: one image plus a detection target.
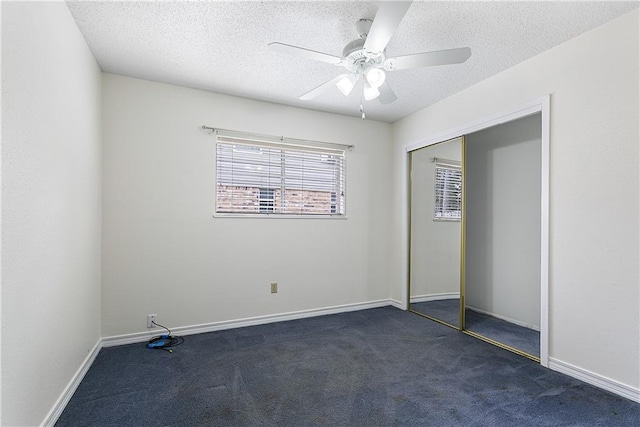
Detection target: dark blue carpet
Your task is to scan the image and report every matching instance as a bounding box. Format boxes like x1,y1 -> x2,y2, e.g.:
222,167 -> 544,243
56,307 -> 639,426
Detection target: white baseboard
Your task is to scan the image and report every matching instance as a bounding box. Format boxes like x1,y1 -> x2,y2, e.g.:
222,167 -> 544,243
466,305 -> 540,332
389,298 -> 405,310
42,338 -> 102,427
102,299 -> 395,347
410,292 -> 459,303
548,357 -> 640,403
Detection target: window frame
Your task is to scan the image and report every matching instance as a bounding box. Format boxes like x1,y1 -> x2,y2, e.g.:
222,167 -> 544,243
213,130 -> 348,219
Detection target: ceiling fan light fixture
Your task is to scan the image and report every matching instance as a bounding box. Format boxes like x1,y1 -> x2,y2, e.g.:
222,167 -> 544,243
363,81 -> 380,101
336,74 -> 357,96
365,67 -> 386,88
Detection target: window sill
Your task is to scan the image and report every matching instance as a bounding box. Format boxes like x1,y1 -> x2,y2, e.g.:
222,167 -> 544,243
212,213 -> 348,220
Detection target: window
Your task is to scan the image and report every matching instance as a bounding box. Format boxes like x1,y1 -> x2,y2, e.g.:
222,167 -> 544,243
216,130 -> 346,216
434,162 -> 462,220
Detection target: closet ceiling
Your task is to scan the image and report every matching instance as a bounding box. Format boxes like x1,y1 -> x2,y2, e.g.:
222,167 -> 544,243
66,1 -> 637,123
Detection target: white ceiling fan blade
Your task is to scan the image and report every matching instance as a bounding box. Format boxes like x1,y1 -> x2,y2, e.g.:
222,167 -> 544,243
299,75 -> 346,100
377,81 -> 397,105
363,1 -> 413,54
268,42 -> 342,65
384,47 -> 472,71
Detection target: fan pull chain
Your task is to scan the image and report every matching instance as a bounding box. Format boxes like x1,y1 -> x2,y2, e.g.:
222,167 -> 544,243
360,80 -> 366,120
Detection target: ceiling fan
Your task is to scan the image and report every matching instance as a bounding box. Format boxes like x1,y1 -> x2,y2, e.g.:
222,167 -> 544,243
268,1 -> 471,115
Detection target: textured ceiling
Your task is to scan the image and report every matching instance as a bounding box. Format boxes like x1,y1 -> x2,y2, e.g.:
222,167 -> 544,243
66,1 -> 638,123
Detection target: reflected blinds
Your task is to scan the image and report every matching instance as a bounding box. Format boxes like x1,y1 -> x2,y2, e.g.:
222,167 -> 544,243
434,162 -> 462,220
216,132 -> 346,216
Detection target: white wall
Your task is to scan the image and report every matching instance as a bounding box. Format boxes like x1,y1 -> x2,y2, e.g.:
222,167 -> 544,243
1,2 -> 102,425
410,138 -> 461,299
101,74 -> 392,337
465,115 -> 541,329
391,9 -> 639,389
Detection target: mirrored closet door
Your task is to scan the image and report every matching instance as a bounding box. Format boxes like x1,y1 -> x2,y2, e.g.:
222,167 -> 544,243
408,113 -> 544,362
463,114 -> 542,360
408,137 -> 463,329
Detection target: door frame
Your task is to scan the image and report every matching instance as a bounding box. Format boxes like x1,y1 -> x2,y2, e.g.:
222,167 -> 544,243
401,95 -> 550,367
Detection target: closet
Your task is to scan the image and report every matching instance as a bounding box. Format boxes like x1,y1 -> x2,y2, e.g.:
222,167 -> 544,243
408,113 -> 543,361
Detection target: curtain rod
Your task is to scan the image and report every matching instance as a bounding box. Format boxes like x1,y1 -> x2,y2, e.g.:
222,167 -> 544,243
201,125 -> 355,151
431,157 -> 461,166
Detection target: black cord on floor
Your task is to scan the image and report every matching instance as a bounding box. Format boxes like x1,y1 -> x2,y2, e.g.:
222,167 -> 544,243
147,320 -> 184,353
152,320 -> 172,335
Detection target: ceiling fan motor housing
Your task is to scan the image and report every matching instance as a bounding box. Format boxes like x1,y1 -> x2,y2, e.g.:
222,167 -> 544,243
342,19 -> 385,74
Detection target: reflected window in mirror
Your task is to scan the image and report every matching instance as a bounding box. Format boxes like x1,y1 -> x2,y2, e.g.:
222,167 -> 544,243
434,161 -> 462,221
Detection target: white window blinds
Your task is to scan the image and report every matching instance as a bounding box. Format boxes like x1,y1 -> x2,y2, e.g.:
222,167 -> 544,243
434,162 -> 462,220
215,131 -> 346,216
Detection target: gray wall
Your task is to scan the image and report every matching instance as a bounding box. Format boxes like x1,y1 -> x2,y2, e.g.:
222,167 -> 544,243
101,74 -> 393,337
465,114 -> 541,329
410,138 -> 462,300
1,2 -> 103,425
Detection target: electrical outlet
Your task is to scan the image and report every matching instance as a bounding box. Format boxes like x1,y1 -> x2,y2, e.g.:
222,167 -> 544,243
270,282 -> 278,293
147,314 -> 157,328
